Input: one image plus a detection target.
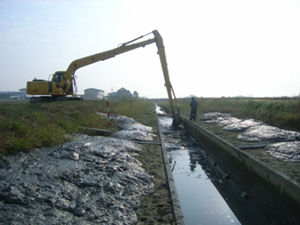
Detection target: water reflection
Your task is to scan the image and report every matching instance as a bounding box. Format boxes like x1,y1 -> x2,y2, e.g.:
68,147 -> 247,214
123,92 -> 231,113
169,149 -> 240,225
155,103 -> 167,116
158,117 -> 241,225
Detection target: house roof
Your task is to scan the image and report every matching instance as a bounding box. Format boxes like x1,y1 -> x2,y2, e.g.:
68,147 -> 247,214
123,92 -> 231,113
84,88 -> 104,92
117,87 -> 130,92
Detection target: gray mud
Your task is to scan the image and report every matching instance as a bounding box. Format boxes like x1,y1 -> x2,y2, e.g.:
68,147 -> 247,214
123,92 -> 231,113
0,134 -> 154,224
265,141 -> 300,163
201,112 -> 300,163
223,119 -> 264,132
237,125 -> 300,142
98,113 -> 155,141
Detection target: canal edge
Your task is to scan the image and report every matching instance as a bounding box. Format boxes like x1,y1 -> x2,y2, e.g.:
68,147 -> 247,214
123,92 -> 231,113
180,116 -> 300,225
156,116 -> 186,225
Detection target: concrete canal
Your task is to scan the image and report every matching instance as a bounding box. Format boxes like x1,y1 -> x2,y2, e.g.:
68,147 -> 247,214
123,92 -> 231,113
157,115 -> 270,225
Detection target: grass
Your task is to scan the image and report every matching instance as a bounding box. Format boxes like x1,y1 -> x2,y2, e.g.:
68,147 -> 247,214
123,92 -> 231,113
2,97 -> 299,157
0,98 -> 154,156
158,97 -> 300,131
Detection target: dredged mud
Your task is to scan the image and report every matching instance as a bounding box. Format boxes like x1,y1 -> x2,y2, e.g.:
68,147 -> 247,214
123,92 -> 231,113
0,113 -> 176,224
197,112 -> 300,185
201,112 -> 300,163
0,135 -> 154,224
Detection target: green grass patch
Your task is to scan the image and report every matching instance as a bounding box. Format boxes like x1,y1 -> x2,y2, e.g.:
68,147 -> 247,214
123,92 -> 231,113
0,99 -> 154,156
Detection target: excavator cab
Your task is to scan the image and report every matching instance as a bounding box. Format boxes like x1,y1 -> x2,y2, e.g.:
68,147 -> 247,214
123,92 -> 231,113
53,72 -> 65,84
52,71 -> 76,95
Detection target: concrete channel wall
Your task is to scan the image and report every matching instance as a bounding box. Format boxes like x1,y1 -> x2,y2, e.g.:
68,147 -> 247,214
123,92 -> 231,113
157,117 -> 186,225
181,116 -> 300,225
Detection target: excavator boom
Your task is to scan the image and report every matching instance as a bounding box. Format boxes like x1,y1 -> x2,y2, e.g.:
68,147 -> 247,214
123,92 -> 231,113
58,38 -> 156,95
26,30 -> 180,121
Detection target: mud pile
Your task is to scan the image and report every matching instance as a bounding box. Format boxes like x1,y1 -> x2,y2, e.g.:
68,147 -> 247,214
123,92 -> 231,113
0,133 -> 154,224
98,113 -> 154,141
201,112 -> 300,163
265,141 -> 300,163
237,125 -> 300,142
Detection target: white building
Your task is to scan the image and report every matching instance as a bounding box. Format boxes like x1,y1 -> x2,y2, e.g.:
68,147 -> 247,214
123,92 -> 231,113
83,88 -> 105,100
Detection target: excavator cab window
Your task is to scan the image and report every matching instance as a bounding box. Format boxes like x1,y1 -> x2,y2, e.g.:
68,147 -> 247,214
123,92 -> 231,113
53,72 -> 65,84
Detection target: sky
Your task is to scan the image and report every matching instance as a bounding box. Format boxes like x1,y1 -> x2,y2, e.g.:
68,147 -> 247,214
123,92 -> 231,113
1,0 -> 300,98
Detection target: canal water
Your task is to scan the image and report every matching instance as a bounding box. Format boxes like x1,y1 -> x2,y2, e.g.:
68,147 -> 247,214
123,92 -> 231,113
158,116 -> 241,225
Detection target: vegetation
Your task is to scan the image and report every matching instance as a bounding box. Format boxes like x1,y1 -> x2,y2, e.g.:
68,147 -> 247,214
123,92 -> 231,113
158,97 -> 300,131
2,97 -> 299,156
0,99 -> 154,156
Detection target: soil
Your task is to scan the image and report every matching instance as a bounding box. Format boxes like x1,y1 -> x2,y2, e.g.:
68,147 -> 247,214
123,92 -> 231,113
134,120 -> 175,224
135,144 -> 175,224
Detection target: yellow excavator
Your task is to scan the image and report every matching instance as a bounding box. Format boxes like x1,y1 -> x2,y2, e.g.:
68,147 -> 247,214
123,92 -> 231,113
26,30 -> 181,125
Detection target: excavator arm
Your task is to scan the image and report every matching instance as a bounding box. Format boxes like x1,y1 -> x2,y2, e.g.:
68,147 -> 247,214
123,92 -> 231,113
152,30 -> 180,118
58,38 -> 156,96
27,30 -> 180,121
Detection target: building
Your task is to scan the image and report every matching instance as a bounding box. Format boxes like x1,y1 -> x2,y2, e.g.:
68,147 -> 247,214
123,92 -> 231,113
108,87 -> 132,99
83,88 -> 105,100
117,88 -> 131,98
0,89 -> 26,100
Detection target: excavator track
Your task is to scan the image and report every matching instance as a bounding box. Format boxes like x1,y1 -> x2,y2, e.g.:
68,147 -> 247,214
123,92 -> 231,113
29,96 -> 83,103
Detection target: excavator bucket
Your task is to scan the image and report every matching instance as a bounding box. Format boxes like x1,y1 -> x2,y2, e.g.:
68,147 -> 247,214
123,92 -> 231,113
172,114 -> 182,129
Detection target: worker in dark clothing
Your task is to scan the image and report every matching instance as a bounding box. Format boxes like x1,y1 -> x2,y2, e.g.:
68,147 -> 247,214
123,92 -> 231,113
190,97 -> 197,121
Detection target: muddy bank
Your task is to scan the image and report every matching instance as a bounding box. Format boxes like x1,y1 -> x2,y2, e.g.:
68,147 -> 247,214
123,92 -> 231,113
0,135 -> 153,224
0,115 -> 175,224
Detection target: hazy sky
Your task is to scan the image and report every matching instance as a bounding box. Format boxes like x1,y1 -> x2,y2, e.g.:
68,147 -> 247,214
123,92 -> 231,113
1,0 -> 300,98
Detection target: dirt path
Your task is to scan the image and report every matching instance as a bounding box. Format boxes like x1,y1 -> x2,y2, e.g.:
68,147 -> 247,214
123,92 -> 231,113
134,119 -> 175,224
135,144 -> 175,224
